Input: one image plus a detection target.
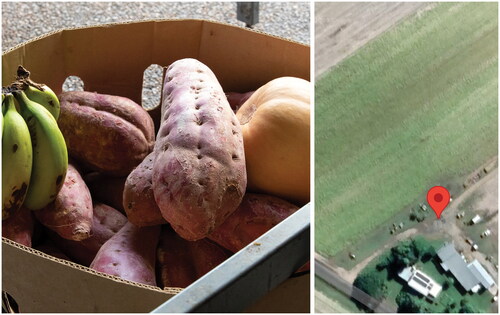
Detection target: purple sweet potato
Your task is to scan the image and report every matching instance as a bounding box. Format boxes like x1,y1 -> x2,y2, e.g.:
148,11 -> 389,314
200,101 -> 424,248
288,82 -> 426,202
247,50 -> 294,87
34,240 -> 71,261
208,193 -> 299,252
156,226 -> 231,288
85,172 -> 126,213
48,203 -> 128,266
2,206 -> 34,247
35,163 -> 93,241
152,58 -> 247,241
58,91 -> 155,176
90,221 -> 160,286
123,152 -> 165,226
226,91 -> 254,112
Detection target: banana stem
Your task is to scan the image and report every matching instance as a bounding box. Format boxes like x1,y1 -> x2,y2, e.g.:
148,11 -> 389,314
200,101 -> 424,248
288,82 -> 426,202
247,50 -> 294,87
2,66 -> 44,95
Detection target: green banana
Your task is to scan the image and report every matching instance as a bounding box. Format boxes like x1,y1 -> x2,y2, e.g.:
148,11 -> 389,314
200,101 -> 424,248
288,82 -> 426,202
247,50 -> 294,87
23,85 -> 60,120
14,91 -> 68,210
2,94 -> 33,218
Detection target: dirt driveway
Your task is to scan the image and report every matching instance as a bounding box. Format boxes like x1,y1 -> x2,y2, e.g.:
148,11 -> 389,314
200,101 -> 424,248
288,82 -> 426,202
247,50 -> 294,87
315,2 -> 431,78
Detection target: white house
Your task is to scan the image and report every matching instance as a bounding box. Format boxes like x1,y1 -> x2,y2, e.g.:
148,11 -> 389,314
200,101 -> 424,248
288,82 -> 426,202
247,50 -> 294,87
398,266 -> 442,299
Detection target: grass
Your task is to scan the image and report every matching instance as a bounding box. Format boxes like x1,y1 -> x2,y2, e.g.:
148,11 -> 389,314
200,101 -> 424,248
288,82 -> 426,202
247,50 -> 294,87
315,2 -> 498,257
315,276 -> 361,313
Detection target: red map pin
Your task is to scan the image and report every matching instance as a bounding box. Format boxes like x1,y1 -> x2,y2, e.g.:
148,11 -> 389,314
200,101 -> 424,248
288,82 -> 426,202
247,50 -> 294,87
427,186 -> 450,219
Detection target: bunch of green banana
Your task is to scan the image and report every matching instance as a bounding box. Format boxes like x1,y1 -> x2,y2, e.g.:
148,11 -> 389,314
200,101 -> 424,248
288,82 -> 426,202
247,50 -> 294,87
2,94 -> 32,218
2,66 -> 68,216
13,91 -> 68,211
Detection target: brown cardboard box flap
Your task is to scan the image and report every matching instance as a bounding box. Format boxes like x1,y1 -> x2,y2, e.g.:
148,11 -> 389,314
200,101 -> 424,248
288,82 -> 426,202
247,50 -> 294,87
2,238 -> 181,313
2,19 -> 310,105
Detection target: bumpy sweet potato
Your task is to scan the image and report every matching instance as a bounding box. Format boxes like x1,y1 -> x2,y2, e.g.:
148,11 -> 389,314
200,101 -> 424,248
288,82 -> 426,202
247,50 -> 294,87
2,206 -> 34,247
123,152 -> 165,226
208,193 -> 299,252
48,203 -> 128,266
156,226 -> 231,288
35,163 -> 93,241
85,172 -> 126,213
58,91 -> 155,176
90,222 -> 160,286
152,58 -> 247,240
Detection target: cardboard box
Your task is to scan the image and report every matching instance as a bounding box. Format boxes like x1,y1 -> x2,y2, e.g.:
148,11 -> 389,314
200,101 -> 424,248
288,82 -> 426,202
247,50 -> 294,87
2,19 -> 310,313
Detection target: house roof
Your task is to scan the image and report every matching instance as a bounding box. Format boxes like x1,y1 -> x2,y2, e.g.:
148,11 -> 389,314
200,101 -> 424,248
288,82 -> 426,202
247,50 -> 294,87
399,266 -> 442,298
398,266 -> 413,282
468,260 -> 495,289
437,243 -> 480,291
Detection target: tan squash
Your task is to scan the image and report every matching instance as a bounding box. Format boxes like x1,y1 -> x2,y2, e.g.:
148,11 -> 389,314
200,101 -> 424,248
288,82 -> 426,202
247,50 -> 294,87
236,77 -> 310,205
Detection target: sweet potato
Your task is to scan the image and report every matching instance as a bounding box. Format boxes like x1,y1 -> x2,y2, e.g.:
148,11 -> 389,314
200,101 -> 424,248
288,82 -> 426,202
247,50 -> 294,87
34,240 -> 71,261
58,91 -> 155,176
156,226 -> 231,288
152,58 -> 247,240
208,193 -> 299,252
85,172 -> 126,213
123,152 -> 165,226
35,163 -> 93,241
90,222 -> 160,286
226,91 -> 254,112
48,203 -> 127,266
2,206 -> 34,247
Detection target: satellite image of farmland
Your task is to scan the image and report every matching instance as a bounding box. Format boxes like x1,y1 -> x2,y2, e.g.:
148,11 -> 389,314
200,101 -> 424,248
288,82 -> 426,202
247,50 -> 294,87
315,2 -> 498,313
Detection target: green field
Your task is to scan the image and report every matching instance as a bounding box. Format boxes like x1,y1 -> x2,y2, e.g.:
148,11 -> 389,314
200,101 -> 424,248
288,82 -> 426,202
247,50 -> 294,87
315,2 -> 498,257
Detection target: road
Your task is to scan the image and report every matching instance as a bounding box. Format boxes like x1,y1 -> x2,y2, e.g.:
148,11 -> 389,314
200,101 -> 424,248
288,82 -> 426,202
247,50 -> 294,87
315,255 -> 397,313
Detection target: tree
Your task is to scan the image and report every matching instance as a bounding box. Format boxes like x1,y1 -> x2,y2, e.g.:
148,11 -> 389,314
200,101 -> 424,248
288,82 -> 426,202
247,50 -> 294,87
353,268 -> 388,300
443,277 -> 454,290
459,304 -> 478,313
444,301 -> 457,312
390,240 -> 418,269
396,290 -> 424,313
376,253 -> 392,271
443,279 -> 450,290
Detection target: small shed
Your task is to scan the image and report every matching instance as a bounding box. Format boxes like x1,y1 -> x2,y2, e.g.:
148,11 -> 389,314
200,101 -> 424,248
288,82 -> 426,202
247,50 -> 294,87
471,215 -> 482,225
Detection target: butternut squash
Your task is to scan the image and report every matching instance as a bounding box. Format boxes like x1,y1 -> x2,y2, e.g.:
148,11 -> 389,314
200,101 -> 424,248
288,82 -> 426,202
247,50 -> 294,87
236,77 -> 310,205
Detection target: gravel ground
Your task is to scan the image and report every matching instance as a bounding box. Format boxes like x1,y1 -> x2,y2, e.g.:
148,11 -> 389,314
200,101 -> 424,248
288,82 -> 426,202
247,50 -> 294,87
2,2 -> 309,107
2,2 -> 310,50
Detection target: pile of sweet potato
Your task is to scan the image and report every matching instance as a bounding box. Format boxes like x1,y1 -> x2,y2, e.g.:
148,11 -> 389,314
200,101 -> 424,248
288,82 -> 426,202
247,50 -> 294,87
2,58 -> 306,288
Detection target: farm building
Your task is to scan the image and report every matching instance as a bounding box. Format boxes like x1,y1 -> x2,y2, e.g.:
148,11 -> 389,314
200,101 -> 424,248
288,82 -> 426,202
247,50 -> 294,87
398,266 -> 442,299
437,242 -> 496,293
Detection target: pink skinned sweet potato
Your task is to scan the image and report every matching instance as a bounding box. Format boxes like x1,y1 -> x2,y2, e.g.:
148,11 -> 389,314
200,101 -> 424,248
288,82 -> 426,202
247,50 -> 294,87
90,222 -> 160,286
226,91 -> 254,112
34,240 -> 71,261
48,203 -> 128,266
208,193 -> 299,253
156,226 -> 231,288
2,206 -> 35,247
152,58 -> 247,241
35,163 -> 93,241
58,91 -> 155,176
123,152 -> 166,226
85,172 -> 126,213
